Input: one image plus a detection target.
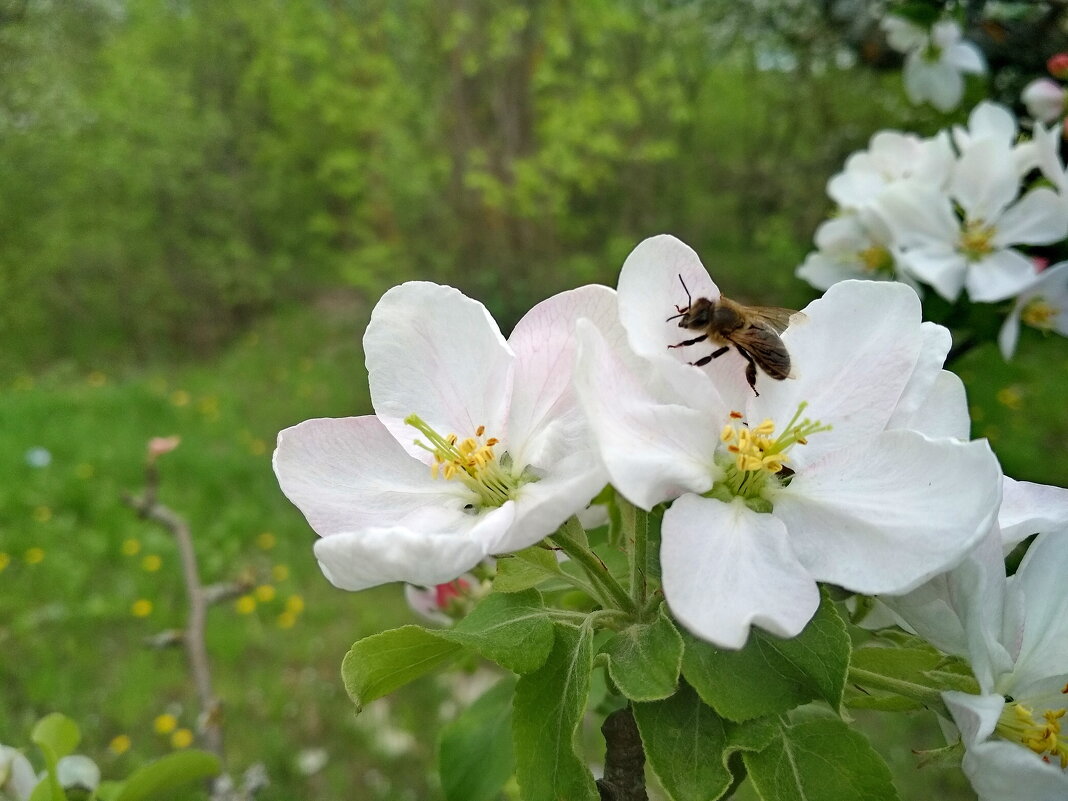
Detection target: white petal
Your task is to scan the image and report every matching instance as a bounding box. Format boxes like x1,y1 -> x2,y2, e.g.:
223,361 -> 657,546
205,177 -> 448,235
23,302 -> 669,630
931,19 -> 963,49
365,282 -> 514,459
952,139 -> 1021,222
1007,531 -> 1068,691
993,188 -> 1068,247
884,321 -> 953,433
274,416 -> 467,535
314,523 -> 499,590
661,495 -> 820,649
796,250 -> 865,291
892,369 -> 970,439
966,249 -> 1039,303
506,284 -> 618,468
1022,79 -> 1066,125
772,431 -> 1000,594
754,280 -> 923,463
573,319 -> 721,510
946,41 -> 986,74
999,477 -> 1068,549
905,56 -> 964,112
827,169 -> 887,209
965,102 -> 1018,147
0,746 -> 37,800
999,308 -> 1023,359
881,16 -> 927,53
875,182 -> 960,248
944,690 -> 1004,749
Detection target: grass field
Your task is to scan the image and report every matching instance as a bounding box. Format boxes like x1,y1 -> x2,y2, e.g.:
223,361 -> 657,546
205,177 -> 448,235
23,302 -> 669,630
2,266 -> 1066,799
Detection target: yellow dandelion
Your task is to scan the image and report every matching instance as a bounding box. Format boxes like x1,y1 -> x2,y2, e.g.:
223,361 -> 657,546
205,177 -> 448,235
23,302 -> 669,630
131,599 -> 153,618
254,584 -> 276,603
234,595 -> 257,615
277,611 -> 297,629
121,538 -> 142,556
285,594 -> 305,615
255,532 -> 276,550
33,506 -> 52,523
108,734 -> 132,755
24,547 -> 45,565
87,371 -> 107,387
141,554 -> 163,572
271,564 -> 290,582
153,714 -> 177,735
75,463 -> 95,480
170,728 -> 194,749
170,390 -> 191,407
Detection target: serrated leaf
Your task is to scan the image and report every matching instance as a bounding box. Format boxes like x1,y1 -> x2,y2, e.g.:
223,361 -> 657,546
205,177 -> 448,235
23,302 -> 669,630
633,683 -> 732,801
342,626 -> 464,712
601,606 -> 683,702
913,739 -> 964,769
681,589 -> 849,722
513,624 -> 597,801
32,714 -> 80,761
494,547 -> 561,593
439,677 -> 516,801
443,589 -> 554,674
743,718 -> 900,801
114,751 -> 221,801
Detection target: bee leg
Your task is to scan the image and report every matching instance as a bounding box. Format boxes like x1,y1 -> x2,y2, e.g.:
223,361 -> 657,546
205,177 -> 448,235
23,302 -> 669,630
736,347 -> 760,396
668,334 -> 708,349
689,346 -> 729,367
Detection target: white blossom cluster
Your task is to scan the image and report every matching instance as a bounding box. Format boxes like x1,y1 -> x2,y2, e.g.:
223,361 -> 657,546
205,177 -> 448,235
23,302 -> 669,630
798,101 -> 1068,356
880,16 -> 985,112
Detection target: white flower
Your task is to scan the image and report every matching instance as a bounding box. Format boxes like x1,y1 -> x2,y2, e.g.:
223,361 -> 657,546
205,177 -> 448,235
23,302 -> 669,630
878,139 -> 1068,302
1022,79 -> 1066,125
0,746 -> 37,801
827,130 -> 954,210
998,262 -> 1068,358
953,102 -> 1045,177
797,210 -> 922,293
274,282 -> 613,591
883,17 -> 986,112
574,235 -> 1000,648
56,755 -> 100,792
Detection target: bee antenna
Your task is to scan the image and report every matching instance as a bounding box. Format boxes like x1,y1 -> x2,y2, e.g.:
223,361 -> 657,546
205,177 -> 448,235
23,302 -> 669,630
665,311 -> 685,322
672,273 -> 692,315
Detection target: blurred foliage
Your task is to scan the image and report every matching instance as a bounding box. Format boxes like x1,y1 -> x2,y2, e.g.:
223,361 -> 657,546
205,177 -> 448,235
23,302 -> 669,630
0,0 -> 929,371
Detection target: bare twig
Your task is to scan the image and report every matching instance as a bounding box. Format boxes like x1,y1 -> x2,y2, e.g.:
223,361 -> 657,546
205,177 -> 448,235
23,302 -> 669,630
597,706 -> 648,801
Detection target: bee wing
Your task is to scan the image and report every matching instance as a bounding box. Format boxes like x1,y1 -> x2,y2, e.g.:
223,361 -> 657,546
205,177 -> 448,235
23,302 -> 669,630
744,306 -> 804,334
734,324 -> 792,380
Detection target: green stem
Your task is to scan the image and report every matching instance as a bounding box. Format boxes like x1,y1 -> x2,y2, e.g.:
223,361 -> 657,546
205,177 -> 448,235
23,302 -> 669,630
552,517 -> 638,616
848,666 -> 950,718
619,499 -> 648,611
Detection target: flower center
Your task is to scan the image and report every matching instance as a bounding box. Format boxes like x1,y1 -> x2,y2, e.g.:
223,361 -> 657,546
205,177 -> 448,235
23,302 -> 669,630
1021,297 -> 1058,330
857,244 -> 894,276
996,700 -> 1068,769
710,403 -> 830,511
959,220 -> 997,261
405,414 -> 533,509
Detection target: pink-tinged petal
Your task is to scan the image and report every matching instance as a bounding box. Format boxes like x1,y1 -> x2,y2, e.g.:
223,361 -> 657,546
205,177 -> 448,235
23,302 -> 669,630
313,524 -> 498,591
274,416 -> 467,535
999,478 -> 1068,548
891,370 -> 970,439
754,281 -> 923,463
966,249 -> 1039,302
993,188 -> 1068,247
876,182 -> 960,247
999,308 -> 1023,359
1007,531 -> 1068,692
506,284 -> 618,468
772,430 -> 1000,594
1022,79 -> 1066,125
952,139 -> 1021,222
661,495 -> 820,649
574,319 -> 721,510
365,282 -> 514,460
884,321 -> 952,432
486,447 -> 608,554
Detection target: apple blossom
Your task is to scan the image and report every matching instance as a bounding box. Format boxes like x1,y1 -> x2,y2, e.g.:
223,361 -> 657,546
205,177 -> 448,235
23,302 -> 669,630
881,17 -> 985,112
574,235 -> 1000,648
1022,79 -> 1066,125
826,130 -> 953,210
274,281 -> 613,592
998,262 -> 1068,359
952,102 -> 1049,177
878,139 -> 1068,302
797,210 -> 922,293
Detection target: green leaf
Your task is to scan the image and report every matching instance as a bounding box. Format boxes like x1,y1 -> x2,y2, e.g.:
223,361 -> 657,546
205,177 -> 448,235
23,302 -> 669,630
442,590 -> 554,674
846,645 -> 948,710
494,547 -> 562,593
439,677 -> 517,801
743,718 -> 900,801
681,588 -> 849,722
633,683 -> 733,801
114,751 -> 221,801
601,606 -> 683,702
32,714 -> 81,761
342,626 -> 465,712
513,624 -> 598,801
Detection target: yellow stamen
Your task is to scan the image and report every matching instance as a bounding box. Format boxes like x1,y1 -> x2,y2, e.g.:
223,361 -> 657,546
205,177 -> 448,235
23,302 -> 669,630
959,220 -> 997,261
857,245 -> 894,275
1021,298 -> 1058,330
997,700 -> 1068,769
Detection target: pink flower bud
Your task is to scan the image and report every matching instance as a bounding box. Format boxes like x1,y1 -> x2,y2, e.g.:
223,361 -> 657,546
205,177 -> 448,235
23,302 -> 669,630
1022,78 -> 1066,124
147,435 -> 181,461
1048,53 -> 1068,79
1033,256 -> 1051,272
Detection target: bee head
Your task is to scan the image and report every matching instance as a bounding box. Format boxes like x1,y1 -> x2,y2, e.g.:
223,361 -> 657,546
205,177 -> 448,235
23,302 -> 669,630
678,297 -> 714,330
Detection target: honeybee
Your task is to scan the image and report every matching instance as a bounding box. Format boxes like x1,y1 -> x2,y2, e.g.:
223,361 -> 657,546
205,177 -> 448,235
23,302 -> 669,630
666,275 -> 799,396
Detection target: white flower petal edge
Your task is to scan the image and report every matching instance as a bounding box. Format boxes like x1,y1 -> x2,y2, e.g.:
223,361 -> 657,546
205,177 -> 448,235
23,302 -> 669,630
661,495 -> 820,649
999,477 -> 1068,549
